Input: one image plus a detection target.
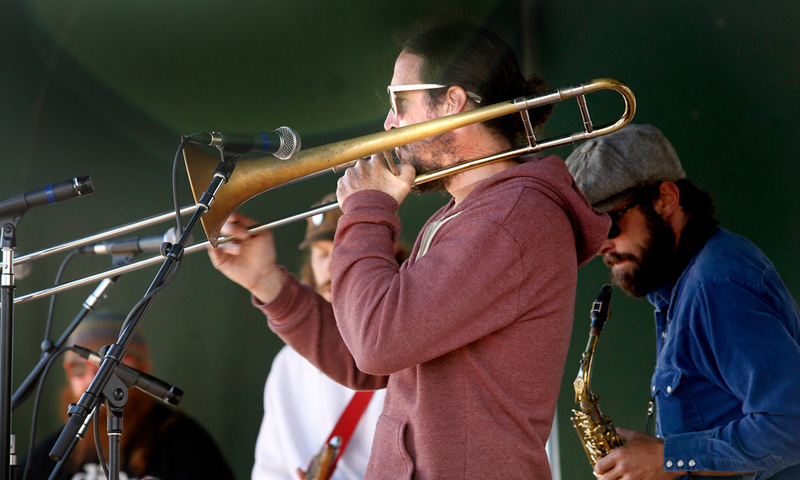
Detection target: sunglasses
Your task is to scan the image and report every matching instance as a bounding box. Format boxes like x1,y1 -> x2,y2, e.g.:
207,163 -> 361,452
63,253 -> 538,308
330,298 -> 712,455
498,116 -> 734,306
386,83 -> 482,117
607,202 -> 637,239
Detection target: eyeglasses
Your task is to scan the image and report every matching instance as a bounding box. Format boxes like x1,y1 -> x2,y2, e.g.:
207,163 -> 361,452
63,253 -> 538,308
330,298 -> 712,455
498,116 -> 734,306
607,202 -> 637,239
386,83 -> 482,117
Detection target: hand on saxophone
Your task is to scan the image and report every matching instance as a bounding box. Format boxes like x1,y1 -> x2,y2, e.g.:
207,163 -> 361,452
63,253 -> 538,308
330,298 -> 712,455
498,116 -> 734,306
593,427 -> 681,480
336,151 -> 415,208
207,211 -> 287,304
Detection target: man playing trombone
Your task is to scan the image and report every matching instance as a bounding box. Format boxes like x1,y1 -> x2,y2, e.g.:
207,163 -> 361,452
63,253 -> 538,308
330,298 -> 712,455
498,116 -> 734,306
209,21 -> 609,479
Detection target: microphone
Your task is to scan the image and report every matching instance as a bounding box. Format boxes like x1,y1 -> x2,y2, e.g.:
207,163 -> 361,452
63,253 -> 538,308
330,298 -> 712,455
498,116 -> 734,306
186,126 -> 301,159
78,227 -> 187,256
0,176 -> 93,218
71,345 -> 183,406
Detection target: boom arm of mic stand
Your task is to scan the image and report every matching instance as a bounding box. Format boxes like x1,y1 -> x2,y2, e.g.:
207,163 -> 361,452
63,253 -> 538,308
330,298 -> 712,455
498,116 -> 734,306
48,153 -> 236,463
12,275 -> 121,410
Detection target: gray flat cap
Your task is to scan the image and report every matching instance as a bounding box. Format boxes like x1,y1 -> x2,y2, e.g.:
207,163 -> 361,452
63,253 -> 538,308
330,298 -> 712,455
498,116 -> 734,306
565,124 -> 685,212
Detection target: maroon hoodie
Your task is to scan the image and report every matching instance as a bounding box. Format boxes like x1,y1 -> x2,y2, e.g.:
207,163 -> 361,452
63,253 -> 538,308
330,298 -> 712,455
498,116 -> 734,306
260,154 -> 609,479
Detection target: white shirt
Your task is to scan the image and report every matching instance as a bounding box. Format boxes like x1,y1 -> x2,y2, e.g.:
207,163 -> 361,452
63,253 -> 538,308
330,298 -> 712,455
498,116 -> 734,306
252,346 -> 385,480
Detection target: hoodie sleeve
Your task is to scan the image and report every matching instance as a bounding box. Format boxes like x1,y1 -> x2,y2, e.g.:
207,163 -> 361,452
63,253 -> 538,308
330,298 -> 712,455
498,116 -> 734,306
257,269 -> 389,390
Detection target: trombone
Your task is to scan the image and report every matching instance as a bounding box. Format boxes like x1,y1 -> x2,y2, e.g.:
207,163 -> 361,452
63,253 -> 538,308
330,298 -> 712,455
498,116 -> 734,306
11,77 -> 635,305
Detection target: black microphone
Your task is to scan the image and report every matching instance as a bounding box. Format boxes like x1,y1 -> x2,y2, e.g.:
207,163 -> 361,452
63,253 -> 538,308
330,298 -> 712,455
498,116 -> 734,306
71,345 -> 183,406
78,227 -> 186,255
186,126 -> 301,159
0,176 -> 93,218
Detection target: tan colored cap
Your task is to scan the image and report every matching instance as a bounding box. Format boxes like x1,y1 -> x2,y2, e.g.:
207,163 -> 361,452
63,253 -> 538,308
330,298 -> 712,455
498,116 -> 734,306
299,192 -> 342,249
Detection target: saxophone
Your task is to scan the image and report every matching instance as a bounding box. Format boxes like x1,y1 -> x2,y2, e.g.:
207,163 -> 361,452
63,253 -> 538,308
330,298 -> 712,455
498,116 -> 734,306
571,284 -> 623,476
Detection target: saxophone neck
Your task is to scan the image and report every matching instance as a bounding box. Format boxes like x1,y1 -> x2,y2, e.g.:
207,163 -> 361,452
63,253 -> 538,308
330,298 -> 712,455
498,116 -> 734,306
574,284 -> 612,403
573,333 -> 599,403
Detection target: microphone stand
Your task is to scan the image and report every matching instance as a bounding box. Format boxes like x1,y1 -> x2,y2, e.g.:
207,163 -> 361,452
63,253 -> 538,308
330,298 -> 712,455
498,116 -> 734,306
44,343 -> 182,479
1,214 -> 22,480
47,151 -> 240,470
10,257 -> 128,479
46,361 -> 130,480
11,254 -> 133,410
0,177 -> 93,480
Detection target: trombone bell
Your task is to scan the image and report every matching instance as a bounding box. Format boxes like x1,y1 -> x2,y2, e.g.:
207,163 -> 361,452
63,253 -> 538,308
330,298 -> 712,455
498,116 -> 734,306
183,142 -> 319,247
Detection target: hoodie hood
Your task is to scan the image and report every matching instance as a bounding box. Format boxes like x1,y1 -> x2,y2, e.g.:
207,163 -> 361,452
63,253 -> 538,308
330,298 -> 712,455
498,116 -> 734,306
454,154 -> 610,266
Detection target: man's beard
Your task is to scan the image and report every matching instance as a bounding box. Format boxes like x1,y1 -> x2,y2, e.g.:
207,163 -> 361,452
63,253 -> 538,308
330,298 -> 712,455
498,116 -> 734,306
401,130 -> 457,194
604,209 -> 676,298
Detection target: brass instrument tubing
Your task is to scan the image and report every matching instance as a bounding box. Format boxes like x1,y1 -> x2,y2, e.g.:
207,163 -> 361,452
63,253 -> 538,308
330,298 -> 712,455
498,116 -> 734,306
577,95 -> 594,134
9,202 -> 341,305
14,205 -> 199,266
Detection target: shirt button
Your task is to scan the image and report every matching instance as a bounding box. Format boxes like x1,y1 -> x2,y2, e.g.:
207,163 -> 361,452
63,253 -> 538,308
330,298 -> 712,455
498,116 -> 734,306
662,330 -> 667,339
667,386 -> 672,393
689,460 -> 696,467
666,461 -> 674,468
677,460 -> 685,467
652,385 -> 656,393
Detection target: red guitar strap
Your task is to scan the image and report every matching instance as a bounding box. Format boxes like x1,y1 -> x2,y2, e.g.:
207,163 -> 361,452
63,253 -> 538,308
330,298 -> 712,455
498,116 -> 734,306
324,390 -> 375,479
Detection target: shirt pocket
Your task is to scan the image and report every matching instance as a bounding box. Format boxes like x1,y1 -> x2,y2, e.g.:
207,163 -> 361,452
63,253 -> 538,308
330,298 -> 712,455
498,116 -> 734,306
651,367 -> 703,434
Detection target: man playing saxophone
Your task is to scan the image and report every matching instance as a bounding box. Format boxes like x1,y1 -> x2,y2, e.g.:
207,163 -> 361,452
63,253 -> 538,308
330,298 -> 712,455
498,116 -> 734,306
566,124 -> 800,479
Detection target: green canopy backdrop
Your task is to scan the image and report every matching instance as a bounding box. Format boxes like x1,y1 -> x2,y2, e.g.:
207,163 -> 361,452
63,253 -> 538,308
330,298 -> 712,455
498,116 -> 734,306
2,1 -> 799,478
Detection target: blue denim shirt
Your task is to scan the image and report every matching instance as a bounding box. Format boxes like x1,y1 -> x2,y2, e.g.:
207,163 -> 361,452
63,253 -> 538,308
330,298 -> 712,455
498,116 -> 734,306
648,228 -> 800,479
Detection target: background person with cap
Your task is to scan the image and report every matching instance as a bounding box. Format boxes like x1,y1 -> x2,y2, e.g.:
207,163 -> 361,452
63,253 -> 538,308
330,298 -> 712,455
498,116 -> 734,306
566,124 -> 800,479
22,312 -> 235,480
252,193 -> 391,480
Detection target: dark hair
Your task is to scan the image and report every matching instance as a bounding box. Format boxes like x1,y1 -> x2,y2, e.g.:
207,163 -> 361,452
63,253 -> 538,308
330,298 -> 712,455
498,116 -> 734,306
632,179 -> 716,219
399,22 -> 552,146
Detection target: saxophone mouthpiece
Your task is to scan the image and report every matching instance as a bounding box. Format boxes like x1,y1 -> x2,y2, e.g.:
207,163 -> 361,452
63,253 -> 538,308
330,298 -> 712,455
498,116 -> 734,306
590,284 -> 612,332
